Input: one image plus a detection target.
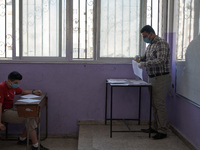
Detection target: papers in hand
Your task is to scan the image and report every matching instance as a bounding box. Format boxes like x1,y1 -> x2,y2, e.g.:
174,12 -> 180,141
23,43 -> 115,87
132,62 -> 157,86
17,99 -> 40,103
20,94 -> 40,99
132,60 -> 143,80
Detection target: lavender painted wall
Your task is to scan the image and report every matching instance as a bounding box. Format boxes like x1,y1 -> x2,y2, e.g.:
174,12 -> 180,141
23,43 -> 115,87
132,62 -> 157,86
166,32 -> 200,149
0,63 -> 150,135
1,33 -> 199,149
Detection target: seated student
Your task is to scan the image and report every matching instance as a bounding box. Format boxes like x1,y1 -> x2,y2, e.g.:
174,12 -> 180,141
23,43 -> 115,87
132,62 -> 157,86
0,71 -> 49,150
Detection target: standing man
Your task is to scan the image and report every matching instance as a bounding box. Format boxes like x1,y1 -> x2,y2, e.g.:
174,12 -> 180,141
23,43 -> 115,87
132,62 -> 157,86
0,71 -> 49,150
133,25 -> 171,139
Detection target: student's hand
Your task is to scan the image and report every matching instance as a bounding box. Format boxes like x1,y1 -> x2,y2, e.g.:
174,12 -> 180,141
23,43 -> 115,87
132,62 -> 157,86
138,62 -> 146,68
133,55 -> 140,62
0,123 -> 6,131
33,90 -> 42,95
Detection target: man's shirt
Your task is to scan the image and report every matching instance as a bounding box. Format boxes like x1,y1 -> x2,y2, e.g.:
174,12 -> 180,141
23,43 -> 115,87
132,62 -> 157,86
140,36 -> 171,76
0,81 -> 22,112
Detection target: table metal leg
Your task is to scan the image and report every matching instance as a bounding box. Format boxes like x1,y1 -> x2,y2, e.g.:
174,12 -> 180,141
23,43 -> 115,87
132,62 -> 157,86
110,86 -> 113,138
149,86 -> 152,138
105,83 -> 108,125
138,87 -> 141,125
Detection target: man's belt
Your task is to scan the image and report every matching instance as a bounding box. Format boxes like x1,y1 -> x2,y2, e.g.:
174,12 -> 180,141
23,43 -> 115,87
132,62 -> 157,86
148,72 -> 170,78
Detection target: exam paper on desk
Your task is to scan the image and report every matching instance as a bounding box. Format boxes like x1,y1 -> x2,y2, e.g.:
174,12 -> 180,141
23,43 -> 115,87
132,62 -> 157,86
17,99 -> 40,103
20,94 -> 40,99
132,60 -> 143,80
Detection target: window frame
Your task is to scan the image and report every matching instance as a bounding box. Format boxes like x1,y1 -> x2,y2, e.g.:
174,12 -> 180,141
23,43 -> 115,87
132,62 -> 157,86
0,0 -> 146,64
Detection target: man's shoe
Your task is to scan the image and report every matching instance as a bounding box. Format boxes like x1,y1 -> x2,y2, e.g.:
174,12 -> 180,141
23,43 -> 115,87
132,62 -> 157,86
141,128 -> 157,133
31,144 -> 49,150
152,132 -> 167,140
17,138 -> 32,145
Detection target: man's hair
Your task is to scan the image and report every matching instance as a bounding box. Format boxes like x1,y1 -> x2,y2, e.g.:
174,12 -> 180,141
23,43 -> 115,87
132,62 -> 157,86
140,25 -> 155,34
8,71 -> 23,81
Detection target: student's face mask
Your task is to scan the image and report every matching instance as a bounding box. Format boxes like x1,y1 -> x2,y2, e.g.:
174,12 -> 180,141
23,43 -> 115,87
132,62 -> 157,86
10,83 -> 19,88
143,34 -> 151,43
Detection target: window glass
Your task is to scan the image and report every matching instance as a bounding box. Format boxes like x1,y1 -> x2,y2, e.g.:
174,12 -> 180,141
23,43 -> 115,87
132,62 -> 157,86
100,0 -> 140,58
20,0 -> 66,57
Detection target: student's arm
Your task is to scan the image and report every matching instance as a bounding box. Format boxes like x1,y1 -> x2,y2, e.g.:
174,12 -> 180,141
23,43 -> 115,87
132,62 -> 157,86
21,90 -> 42,95
0,103 -> 6,131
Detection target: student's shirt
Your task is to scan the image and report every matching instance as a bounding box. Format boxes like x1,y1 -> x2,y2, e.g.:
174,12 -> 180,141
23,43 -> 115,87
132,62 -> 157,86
0,81 -> 22,112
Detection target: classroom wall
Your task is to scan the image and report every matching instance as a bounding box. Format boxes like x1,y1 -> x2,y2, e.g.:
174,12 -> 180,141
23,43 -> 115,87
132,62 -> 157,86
1,33 -> 199,149
0,63 -> 151,135
166,32 -> 200,149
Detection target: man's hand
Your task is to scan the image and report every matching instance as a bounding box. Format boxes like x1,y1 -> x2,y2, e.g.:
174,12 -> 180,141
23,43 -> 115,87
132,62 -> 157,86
133,55 -> 140,62
33,90 -> 42,95
138,62 -> 146,68
0,123 -> 6,131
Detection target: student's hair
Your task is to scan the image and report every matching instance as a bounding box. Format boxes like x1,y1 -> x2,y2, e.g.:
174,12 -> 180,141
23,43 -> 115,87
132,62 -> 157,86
8,71 -> 23,81
140,25 -> 155,34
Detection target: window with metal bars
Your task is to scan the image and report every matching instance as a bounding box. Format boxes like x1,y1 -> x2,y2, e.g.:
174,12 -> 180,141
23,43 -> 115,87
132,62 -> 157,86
73,0 -> 94,59
0,0 -> 157,63
0,0 -> 12,58
100,0 -> 141,58
176,0 -> 199,60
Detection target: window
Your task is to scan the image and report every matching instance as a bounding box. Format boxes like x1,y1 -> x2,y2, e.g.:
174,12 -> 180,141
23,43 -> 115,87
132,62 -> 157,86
146,0 -> 167,39
0,0 -> 148,63
100,0 -> 140,58
176,0 -> 196,60
0,0 -> 12,58
73,0 -> 94,59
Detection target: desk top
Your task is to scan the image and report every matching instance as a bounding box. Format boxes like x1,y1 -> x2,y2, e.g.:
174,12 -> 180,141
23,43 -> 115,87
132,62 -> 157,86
15,93 -> 47,106
107,79 -> 152,87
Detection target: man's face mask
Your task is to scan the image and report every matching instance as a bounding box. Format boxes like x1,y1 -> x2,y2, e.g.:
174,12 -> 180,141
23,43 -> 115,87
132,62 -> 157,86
143,34 -> 151,43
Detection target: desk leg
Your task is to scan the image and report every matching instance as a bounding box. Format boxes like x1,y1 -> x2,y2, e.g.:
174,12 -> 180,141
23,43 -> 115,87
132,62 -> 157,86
41,97 -> 48,141
46,97 -> 48,140
105,83 -> 108,125
110,86 -> 113,138
149,86 -> 152,138
27,118 -> 29,150
138,87 -> 141,125
38,114 -> 41,150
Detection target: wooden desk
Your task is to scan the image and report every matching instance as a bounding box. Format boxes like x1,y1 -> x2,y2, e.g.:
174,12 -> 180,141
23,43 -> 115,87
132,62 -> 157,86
105,79 -> 152,138
15,93 -> 48,150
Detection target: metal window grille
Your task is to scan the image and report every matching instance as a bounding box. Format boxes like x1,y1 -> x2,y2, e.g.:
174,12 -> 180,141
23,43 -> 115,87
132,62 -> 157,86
146,0 -> 166,39
176,0 -> 195,60
100,0 -> 140,58
17,0 -> 66,57
73,0 -> 94,59
0,0 -> 12,58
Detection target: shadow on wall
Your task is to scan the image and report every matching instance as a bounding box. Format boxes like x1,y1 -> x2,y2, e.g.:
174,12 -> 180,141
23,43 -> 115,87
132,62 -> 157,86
176,34 -> 200,105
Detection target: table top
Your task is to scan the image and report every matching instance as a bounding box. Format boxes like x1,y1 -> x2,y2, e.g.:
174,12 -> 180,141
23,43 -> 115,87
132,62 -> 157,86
107,79 -> 152,87
15,93 -> 47,106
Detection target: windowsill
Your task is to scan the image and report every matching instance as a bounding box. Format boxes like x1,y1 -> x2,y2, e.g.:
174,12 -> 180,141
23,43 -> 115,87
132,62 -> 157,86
0,58 -> 134,65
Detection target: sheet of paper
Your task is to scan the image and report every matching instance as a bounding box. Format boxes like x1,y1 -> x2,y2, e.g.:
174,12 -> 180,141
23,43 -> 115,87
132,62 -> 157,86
107,79 -> 128,84
20,94 -> 40,99
110,83 -> 129,86
17,99 -> 40,103
132,60 -> 143,80
128,80 -> 148,85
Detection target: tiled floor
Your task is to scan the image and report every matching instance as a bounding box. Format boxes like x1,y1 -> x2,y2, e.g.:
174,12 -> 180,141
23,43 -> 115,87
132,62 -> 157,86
0,124 -> 192,150
0,137 -> 78,150
78,124 -> 191,150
